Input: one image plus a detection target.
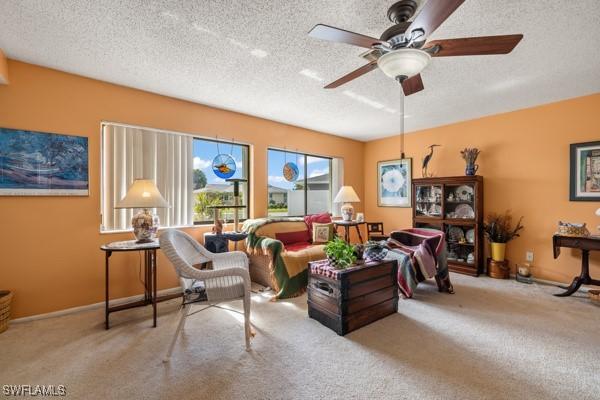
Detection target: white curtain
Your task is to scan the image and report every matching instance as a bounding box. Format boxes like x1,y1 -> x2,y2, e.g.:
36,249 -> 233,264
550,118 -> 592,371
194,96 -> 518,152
101,124 -> 194,231
331,158 -> 344,217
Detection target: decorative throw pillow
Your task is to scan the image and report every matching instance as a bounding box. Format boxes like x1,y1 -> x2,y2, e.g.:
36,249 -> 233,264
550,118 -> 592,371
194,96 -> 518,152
275,230 -> 311,245
304,212 -> 332,238
312,222 -> 334,244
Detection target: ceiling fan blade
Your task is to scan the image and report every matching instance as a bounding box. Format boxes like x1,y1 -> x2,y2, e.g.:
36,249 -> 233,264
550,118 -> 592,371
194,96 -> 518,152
406,0 -> 465,40
324,61 -> 379,89
309,24 -> 387,49
401,74 -> 424,96
425,35 -> 524,57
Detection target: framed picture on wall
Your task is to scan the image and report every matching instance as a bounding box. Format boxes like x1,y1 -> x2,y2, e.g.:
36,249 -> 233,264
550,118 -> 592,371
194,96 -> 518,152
377,158 -> 412,207
0,127 -> 89,196
570,141 -> 600,201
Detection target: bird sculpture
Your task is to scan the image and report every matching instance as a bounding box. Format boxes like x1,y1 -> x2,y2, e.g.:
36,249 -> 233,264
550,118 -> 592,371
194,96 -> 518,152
422,145 -> 441,177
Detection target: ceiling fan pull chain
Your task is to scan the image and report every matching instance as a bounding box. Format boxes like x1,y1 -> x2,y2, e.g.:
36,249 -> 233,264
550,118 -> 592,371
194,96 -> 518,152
400,85 -> 406,159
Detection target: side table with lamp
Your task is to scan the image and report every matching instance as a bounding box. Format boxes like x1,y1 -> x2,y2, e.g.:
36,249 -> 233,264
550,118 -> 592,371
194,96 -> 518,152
101,179 -> 179,329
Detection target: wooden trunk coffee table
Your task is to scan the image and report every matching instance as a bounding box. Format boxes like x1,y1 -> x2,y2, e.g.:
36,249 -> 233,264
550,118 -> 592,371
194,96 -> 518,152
307,259 -> 398,336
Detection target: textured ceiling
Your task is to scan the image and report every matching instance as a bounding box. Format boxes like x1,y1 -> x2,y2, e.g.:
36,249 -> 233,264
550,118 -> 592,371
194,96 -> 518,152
1,0 -> 600,141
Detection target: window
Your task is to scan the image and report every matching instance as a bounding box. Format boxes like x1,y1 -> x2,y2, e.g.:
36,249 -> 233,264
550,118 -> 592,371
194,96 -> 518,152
192,138 -> 249,224
101,123 -> 250,231
267,149 -> 332,217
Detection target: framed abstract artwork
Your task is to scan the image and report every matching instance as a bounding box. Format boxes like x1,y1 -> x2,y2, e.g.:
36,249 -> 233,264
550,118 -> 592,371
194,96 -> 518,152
378,158 -> 412,207
0,127 -> 89,196
570,141 -> 600,201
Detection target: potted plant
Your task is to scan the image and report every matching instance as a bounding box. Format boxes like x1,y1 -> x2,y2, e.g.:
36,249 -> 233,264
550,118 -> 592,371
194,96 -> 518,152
483,211 -> 524,262
324,238 -> 357,269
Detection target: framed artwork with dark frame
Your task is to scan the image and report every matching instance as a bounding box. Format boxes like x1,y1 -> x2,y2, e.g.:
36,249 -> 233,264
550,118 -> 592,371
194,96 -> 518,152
570,141 -> 600,201
0,127 -> 89,196
377,158 -> 412,207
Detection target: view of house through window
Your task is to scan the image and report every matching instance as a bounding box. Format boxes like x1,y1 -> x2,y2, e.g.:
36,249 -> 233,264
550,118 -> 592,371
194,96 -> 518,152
193,139 -> 249,224
268,149 -> 331,217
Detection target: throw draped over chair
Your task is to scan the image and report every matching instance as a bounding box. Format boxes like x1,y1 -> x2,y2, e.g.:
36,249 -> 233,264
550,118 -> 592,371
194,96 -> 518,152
159,229 -> 253,361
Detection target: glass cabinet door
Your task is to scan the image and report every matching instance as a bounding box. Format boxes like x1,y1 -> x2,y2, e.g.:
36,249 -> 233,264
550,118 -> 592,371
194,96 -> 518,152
444,183 -> 476,220
414,185 -> 443,217
445,224 -> 476,265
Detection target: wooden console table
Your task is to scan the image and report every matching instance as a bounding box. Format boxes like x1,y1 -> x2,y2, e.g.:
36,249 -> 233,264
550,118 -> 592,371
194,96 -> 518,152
334,220 -> 365,244
552,234 -> 600,297
100,240 -> 180,329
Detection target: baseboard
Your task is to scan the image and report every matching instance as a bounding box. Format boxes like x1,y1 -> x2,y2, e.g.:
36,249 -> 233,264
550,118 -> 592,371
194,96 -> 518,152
11,287 -> 181,324
507,273 -> 592,292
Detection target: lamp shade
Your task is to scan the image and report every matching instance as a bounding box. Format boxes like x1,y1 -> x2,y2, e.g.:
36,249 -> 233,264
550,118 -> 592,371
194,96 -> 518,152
377,48 -> 431,80
334,186 -> 360,203
115,179 -> 169,209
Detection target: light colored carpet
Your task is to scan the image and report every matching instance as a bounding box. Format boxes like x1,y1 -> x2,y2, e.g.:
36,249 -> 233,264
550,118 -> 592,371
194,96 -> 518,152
1,274 -> 599,400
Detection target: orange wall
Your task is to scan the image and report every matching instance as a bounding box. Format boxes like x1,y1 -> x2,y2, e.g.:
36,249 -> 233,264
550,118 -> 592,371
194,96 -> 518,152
0,49 -> 8,84
0,60 -> 365,318
365,93 -> 600,283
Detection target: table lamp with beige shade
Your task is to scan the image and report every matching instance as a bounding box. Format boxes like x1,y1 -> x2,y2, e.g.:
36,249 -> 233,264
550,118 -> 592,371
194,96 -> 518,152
334,186 -> 360,221
115,179 -> 170,243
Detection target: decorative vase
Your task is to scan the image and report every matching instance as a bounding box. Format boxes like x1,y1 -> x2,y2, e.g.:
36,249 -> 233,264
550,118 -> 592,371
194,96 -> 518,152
465,163 -> 479,176
131,209 -> 160,243
490,242 -> 506,262
341,203 -> 354,221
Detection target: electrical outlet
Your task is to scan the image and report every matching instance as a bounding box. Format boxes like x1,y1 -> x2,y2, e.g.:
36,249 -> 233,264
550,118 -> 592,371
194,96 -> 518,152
526,251 -> 534,263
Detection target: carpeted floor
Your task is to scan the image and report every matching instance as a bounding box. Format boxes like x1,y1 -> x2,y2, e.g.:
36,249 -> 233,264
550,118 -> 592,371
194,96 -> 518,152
1,274 -> 599,400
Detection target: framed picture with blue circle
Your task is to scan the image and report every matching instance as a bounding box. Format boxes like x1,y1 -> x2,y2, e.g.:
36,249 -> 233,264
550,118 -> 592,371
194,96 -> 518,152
377,158 -> 412,207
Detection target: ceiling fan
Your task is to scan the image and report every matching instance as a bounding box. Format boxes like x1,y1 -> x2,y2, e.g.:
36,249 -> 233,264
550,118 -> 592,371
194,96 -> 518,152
308,0 -> 523,96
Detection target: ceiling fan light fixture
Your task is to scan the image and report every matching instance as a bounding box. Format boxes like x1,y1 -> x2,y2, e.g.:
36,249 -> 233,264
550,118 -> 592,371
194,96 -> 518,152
377,49 -> 431,80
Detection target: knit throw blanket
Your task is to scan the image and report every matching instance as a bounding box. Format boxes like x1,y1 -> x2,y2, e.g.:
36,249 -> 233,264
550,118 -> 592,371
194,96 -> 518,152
242,218 -> 309,299
385,228 -> 449,298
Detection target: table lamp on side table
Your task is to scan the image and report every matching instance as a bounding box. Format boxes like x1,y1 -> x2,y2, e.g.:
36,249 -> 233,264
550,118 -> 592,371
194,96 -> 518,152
115,179 -> 170,243
334,186 -> 360,221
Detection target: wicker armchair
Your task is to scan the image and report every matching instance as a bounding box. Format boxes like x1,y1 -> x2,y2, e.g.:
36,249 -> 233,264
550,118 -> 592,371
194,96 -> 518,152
159,229 -> 253,361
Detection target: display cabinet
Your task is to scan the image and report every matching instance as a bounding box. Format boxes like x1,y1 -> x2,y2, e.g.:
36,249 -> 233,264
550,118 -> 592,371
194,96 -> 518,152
412,176 -> 484,276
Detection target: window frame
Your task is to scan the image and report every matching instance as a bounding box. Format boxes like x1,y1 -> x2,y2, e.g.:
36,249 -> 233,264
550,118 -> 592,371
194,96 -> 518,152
267,148 -> 332,217
99,121 -> 251,231
192,137 -> 251,226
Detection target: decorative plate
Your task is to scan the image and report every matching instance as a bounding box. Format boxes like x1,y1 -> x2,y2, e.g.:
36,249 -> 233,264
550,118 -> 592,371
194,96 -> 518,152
455,185 -> 474,201
455,204 -> 475,219
448,226 -> 464,242
212,154 -> 236,179
283,162 -> 299,182
465,229 -> 475,243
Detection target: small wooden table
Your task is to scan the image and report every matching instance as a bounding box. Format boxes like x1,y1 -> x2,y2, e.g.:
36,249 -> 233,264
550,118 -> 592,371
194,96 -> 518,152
100,240 -> 180,329
334,220 -> 365,244
552,234 -> 600,297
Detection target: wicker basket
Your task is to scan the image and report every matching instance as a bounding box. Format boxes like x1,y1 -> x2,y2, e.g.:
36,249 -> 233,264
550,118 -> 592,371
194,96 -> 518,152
589,289 -> 600,305
557,222 -> 590,237
0,290 -> 13,334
